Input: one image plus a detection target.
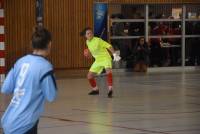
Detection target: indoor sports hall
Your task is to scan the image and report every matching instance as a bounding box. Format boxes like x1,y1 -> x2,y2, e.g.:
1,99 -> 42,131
1,0 -> 200,134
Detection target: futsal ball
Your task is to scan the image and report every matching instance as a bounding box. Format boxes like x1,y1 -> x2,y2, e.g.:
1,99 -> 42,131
83,48 -> 92,59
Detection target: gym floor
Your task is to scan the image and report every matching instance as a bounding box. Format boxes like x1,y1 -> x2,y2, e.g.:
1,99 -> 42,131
1,71 -> 200,134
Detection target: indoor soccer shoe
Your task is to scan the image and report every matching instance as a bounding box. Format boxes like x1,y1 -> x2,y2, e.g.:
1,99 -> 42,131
108,90 -> 113,98
88,90 -> 99,95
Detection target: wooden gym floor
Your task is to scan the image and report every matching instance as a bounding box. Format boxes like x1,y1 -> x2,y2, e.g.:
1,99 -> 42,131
1,70 -> 200,134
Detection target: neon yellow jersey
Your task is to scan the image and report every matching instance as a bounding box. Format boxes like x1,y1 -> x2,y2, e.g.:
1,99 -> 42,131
86,37 -> 112,61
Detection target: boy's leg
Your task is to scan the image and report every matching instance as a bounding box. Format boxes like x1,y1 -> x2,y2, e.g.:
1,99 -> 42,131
24,120 -> 39,134
105,68 -> 113,90
102,59 -> 113,98
87,71 -> 99,95
105,68 -> 113,98
87,62 -> 100,95
88,61 -> 104,95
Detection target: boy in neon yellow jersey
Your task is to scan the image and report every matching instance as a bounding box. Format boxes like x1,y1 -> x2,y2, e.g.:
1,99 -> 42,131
80,27 -> 121,98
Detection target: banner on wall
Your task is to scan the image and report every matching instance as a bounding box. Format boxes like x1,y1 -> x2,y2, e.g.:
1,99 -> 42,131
36,0 -> 43,25
94,3 -> 108,40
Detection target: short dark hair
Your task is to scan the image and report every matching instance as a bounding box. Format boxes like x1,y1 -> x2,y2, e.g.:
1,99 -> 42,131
80,27 -> 92,36
139,36 -> 145,41
31,26 -> 52,49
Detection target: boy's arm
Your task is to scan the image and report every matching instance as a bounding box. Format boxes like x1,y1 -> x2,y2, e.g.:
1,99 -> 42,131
107,46 -> 121,61
41,71 -> 57,102
107,46 -> 115,54
1,68 -> 15,94
100,38 -> 121,61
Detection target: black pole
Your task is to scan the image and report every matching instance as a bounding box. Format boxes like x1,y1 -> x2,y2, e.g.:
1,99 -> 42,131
36,0 -> 43,26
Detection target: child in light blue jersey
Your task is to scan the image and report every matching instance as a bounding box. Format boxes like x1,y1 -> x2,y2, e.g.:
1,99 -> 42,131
1,26 -> 57,134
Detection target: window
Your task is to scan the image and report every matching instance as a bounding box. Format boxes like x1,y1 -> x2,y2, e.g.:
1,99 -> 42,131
106,3 -> 200,68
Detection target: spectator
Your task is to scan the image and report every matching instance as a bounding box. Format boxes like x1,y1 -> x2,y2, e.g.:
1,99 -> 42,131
133,37 -> 150,72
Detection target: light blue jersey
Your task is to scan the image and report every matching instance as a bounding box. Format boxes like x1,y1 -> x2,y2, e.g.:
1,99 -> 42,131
1,54 -> 57,134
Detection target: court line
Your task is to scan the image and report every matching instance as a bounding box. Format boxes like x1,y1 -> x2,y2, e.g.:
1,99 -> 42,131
72,108 -> 200,115
39,123 -> 84,129
187,102 -> 200,106
0,110 -> 170,134
42,115 -> 172,134
165,128 -> 200,133
186,94 -> 200,98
